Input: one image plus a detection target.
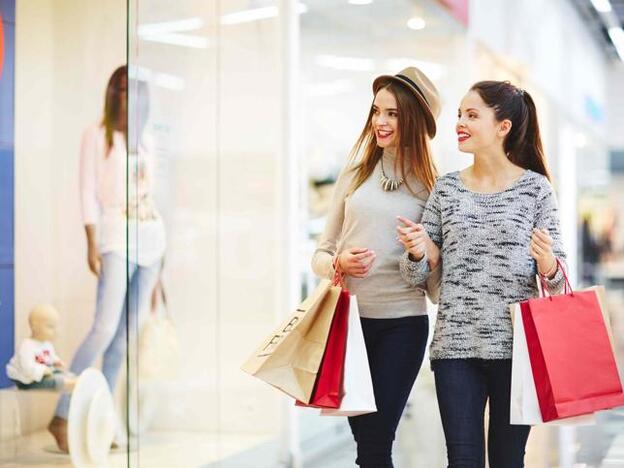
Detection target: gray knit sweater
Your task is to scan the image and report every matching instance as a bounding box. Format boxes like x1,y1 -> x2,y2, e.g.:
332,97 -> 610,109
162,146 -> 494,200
400,170 -> 567,360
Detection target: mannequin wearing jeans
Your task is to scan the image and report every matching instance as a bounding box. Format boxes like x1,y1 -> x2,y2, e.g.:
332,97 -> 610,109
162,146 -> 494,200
54,253 -> 160,419
48,66 -> 166,453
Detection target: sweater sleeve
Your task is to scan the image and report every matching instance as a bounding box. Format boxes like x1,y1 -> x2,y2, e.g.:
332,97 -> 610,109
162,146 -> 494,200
534,178 -> 568,294
425,262 -> 442,304
421,182 -> 443,248
79,126 -> 100,225
399,182 -> 443,290
311,167 -> 352,280
398,250 -> 442,305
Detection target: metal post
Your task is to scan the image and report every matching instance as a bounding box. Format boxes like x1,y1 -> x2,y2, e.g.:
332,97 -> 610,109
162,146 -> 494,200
277,0 -> 302,467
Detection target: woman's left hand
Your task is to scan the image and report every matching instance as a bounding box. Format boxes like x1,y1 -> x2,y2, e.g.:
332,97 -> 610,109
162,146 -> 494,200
530,228 -> 557,277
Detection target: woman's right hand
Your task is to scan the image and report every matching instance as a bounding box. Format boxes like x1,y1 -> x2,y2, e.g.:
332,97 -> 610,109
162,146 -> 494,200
337,248 -> 376,278
396,216 -> 440,268
87,244 -> 102,277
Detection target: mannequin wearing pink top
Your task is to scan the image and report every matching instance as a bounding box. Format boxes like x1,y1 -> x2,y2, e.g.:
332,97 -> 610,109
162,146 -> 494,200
49,66 -> 165,453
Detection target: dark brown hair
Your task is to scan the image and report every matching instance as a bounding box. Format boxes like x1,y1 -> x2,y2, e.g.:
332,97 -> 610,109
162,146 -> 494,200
102,65 -> 127,157
348,80 -> 438,195
470,80 -> 552,182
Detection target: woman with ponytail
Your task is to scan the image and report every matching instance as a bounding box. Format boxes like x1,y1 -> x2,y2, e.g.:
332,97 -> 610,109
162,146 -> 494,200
397,81 -> 567,467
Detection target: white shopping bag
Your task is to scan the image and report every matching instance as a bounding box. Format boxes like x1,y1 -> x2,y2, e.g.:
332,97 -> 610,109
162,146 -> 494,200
321,296 -> 377,417
510,302 -> 595,426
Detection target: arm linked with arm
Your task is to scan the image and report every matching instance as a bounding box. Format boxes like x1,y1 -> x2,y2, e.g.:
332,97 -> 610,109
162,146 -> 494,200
399,184 -> 443,303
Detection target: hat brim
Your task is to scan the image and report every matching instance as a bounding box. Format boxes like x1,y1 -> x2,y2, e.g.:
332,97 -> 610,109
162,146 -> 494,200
68,368 -> 116,465
373,75 -> 437,138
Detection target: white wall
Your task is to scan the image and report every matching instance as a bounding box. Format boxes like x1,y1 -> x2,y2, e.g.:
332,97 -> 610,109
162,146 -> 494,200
469,0 -> 608,138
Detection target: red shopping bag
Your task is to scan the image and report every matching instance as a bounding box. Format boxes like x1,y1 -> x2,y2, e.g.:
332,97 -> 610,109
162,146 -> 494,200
296,271 -> 350,409
521,260 -> 624,422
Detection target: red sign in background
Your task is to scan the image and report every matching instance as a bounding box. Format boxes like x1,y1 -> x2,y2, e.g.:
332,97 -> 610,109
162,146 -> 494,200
437,0 -> 469,27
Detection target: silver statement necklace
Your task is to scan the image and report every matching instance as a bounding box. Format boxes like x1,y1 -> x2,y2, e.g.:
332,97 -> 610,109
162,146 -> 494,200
380,156 -> 404,192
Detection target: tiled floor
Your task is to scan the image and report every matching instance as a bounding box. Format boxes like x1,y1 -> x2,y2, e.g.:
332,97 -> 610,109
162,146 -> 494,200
317,367 -> 510,468
0,430 -> 273,467
316,366 -> 624,468
315,278 -> 624,468
1,391 -> 623,467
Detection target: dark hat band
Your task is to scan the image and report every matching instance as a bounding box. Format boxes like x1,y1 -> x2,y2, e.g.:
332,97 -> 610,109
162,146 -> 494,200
395,74 -> 430,108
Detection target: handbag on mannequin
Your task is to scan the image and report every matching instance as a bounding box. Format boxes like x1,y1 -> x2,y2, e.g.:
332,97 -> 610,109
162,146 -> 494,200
139,278 -> 180,380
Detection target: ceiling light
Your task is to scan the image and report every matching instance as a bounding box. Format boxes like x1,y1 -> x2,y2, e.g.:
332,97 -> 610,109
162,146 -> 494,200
348,0 -> 374,5
141,33 -> 209,49
608,27 -> 624,61
407,17 -> 426,30
590,0 -> 612,13
138,18 -> 203,36
221,3 -> 308,25
129,66 -> 185,91
138,17 -> 207,49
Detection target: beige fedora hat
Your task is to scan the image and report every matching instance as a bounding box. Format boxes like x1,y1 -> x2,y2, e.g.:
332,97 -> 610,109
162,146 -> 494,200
372,66 -> 441,138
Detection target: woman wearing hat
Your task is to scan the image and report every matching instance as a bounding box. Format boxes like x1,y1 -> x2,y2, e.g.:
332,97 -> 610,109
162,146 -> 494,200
398,80 -> 567,467
311,67 -> 441,467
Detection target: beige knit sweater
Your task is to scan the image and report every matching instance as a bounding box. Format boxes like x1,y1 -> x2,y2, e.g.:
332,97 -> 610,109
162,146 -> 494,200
311,150 -> 441,319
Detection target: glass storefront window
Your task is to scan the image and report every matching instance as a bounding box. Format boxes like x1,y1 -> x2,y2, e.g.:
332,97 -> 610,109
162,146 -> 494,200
2,1 -> 623,467
0,0 -> 129,465
128,0 -> 286,465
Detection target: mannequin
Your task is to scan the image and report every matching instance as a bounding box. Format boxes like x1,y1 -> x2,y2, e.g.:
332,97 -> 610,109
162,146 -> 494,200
6,304 -> 76,391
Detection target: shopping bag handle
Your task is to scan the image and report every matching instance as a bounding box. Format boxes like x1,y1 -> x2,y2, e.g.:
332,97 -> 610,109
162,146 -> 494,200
332,261 -> 346,288
538,257 -> 572,300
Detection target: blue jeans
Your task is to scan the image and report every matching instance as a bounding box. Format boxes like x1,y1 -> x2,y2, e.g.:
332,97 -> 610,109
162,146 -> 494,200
432,359 -> 531,468
348,315 -> 429,468
55,253 -> 160,419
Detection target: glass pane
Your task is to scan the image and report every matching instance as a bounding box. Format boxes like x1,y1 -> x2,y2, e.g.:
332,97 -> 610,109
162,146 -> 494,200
0,0 -> 129,465
128,1 -> 285,465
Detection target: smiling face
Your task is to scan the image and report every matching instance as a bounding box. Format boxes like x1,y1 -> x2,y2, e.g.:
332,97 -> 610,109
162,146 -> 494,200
456,90 -> 511,154
371,87 -> 399,150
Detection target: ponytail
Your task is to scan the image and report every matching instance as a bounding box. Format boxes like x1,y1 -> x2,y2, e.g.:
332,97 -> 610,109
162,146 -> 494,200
516,91 -> 552,182
470,81 -> 552,182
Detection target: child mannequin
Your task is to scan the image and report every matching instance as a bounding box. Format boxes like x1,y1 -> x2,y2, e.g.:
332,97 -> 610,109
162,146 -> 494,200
6,304 -> 76,392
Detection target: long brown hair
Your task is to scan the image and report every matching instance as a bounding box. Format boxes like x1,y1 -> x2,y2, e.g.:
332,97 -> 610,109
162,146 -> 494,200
102,65 -> 127,157
348,79 -> 438,195
470,80 -> 552,182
